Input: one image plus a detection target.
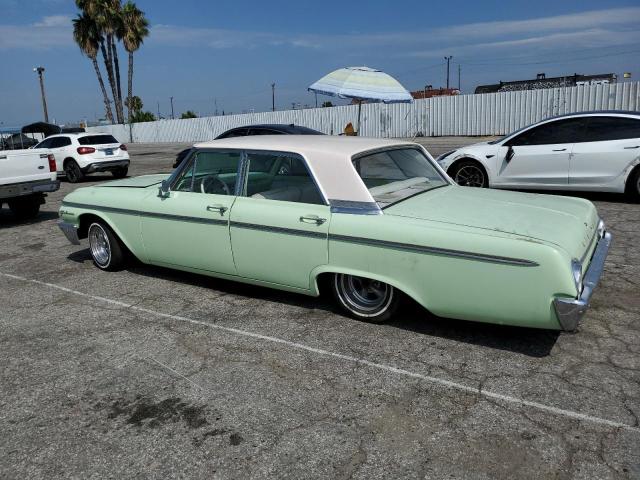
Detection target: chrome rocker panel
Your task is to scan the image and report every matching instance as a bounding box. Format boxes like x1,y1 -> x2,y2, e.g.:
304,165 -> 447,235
553,231 -> 612,331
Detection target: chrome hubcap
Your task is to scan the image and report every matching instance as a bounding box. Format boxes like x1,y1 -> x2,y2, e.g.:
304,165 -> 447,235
89,224 -> 111,266
338,274 -> 391,313
455,165 -> 485,187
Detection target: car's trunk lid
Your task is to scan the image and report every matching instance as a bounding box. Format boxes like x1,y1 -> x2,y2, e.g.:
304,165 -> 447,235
384,186 -> 599,260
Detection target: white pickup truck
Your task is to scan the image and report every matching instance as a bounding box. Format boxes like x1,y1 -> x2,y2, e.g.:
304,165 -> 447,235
0,148 -> 60,219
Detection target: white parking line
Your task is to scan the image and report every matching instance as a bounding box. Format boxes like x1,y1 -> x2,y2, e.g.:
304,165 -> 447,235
2,271 -> 638,433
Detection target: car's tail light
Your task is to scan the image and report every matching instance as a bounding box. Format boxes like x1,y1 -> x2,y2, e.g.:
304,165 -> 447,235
77,146 -> 96,154
48,154 -> 56,172
119,144 -> 127,151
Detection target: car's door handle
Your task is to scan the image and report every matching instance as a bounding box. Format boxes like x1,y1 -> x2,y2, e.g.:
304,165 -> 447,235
206,204 -> 228,215
624,146 -> 639,149
552,148 -> 567,152
300,215 -> 326,225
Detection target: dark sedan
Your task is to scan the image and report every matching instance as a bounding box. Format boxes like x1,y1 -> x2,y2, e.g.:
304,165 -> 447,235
172,124 -> 324,168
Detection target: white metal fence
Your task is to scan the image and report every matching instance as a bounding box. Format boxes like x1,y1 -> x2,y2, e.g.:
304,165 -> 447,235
87,82 -> 640,143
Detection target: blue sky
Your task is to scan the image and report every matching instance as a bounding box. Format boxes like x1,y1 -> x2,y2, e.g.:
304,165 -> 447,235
0,0 -> 639,127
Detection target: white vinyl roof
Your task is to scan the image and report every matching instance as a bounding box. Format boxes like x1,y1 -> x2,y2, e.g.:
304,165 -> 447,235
194,135 -> 425,203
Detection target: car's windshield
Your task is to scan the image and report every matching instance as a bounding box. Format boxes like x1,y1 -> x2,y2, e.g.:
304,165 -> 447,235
353,147 -> 449,208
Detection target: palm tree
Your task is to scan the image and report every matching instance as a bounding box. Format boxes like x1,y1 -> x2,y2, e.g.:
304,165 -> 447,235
120,2 -> 148,124
73,12 -> 114,123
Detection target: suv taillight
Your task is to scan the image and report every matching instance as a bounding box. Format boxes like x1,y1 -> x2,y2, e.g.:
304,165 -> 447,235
119,144 -> 127,151
77,146 -> 96,155
48,154 -> 56,172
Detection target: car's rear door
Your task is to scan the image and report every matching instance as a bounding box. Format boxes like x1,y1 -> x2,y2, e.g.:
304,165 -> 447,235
229,151 -> 329,290
569,116 -> 640,189
494,118 -> 585,187
140,149 -> 241,274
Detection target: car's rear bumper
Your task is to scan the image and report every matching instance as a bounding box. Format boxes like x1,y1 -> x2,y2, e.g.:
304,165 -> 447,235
58,221 -> 81,245
0,179 -> 59,201
553,230 -> 612,331
83,159 -> 130,173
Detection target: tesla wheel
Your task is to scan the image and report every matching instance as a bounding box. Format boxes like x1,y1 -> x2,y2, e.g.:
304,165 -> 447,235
64,159 -> 84,183
450,160 -> 488,188
88,221 -> 125,271
626,167 -> 640,202
332,273 -> 399,323
112,167 -> 128,179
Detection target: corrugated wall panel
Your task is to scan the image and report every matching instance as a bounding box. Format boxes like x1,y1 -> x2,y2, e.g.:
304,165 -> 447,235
88,82 -> 640,142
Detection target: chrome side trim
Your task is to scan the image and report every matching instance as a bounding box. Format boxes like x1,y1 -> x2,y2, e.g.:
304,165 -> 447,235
553,231 -> 612,331
329,234 -> 539,267
58,221 -> 81,245
231,221 -> 327,239
61,202 -> 228,226
329,199 -> 382,215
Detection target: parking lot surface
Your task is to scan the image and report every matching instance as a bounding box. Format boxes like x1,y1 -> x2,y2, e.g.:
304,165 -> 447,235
1,138 -> 639,479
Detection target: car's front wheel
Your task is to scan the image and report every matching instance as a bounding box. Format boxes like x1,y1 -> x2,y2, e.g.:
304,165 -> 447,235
88,221 -> 126,271
450,160 -> 488,188
64,159 -> 84,183
332,273 -> 399,323
626,167 -> 640,203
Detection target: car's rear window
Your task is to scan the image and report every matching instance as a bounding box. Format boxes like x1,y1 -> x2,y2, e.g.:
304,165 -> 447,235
78,135 -> 119,145
353,148 -> 448,207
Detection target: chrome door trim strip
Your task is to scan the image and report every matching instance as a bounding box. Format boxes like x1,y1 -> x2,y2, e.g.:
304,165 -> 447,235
230,221 -> 327,239
329,234 -> 539,267
61,202 -> 228,226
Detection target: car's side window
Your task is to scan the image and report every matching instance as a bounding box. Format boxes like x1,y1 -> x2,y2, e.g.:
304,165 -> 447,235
245,152 -> 324,205
58,137 -> 72,147
36,138 -> 52,149
172,150 -> 242,195
507,119 -> 586,146
585,117 -> 640,142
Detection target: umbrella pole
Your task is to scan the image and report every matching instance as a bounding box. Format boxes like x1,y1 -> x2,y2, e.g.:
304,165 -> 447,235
356,100 -> 362,136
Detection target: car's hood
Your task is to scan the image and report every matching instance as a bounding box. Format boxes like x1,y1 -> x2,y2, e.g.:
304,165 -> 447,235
384,186 -> 599,259
97,174 -> 168,188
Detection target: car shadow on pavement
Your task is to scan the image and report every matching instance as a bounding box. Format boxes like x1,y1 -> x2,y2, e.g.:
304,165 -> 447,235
0,209 -> 59,229
67,251 -> 560,359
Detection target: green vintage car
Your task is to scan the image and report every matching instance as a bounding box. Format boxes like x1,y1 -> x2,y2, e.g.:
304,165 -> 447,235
58,136 -> 611,331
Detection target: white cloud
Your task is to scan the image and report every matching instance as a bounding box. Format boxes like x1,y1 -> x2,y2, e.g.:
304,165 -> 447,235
33,14 -> 72,27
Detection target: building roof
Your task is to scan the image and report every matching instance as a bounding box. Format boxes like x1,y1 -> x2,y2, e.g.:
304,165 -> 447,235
475,73 -> 617,94
194,135 -> 421,203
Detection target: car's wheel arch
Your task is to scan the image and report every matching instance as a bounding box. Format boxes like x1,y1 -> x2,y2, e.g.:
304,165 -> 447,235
77,212 -> 138,259
310,266 -> 425,308
624,159 -> 640,194
63,157 -> 78,169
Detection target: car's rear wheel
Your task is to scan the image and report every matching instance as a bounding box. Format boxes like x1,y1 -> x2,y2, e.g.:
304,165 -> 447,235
332,273 -> 399,323
112,167 -> 128,179
450,160 -> 488,188
64,159 -> 84,183
88,221 -> 126,271
626,167 -> 640,202
8,195 -> 41,220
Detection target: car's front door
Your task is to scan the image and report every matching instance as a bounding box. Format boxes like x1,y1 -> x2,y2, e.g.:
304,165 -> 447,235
229,151 -> 329,289
140,149 -> 242,274
569,116 -> 640,188
494,118 -> 585,187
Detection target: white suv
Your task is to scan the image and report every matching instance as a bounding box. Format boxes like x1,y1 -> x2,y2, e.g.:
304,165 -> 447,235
35,133 -> 130,183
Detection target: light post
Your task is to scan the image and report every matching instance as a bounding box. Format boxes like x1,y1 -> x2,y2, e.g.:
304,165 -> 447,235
444,56 -> 453,89
33,66 -> 49,123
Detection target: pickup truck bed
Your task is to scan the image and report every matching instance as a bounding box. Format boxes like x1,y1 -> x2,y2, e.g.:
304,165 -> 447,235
0,148 -> 59,219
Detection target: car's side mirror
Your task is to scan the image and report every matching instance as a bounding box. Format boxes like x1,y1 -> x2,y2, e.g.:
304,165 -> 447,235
158,179 -> 170,198
505,146 -> 515,163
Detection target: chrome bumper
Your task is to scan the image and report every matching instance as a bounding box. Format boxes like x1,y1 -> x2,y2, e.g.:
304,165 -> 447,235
85,159 -> 129,173
58,221 -> 81,245
553,231 -> 612,331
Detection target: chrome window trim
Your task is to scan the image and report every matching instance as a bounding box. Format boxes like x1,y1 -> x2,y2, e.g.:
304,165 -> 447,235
329,199 -> 382,215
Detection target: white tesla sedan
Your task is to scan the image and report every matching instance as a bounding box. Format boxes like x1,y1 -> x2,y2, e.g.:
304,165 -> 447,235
437,111 -> 640,200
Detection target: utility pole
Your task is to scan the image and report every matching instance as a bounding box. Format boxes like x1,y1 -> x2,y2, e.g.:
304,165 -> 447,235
157,101 -> 161,119
314,92 -> 318,108
291,102 -> 296,110
271,83 -> 275,112
458,64 -> 461,91
170,97 -> 174,119
33,66 -> 49,123
444,56 -> 453,90
214,98 -> 218,116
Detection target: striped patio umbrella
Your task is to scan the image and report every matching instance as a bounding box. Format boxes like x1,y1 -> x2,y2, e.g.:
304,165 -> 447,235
308,66 -> 412,134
